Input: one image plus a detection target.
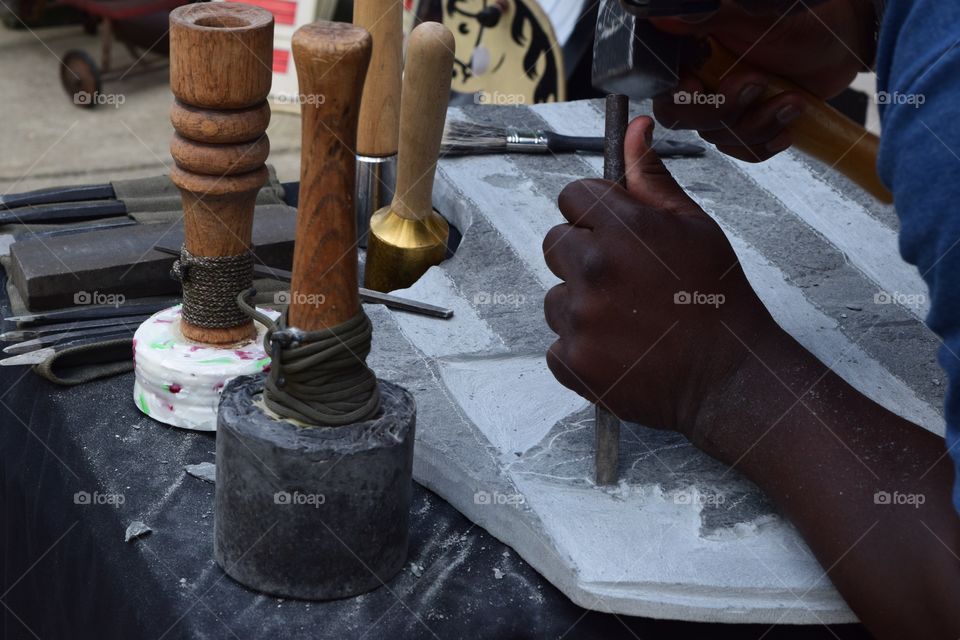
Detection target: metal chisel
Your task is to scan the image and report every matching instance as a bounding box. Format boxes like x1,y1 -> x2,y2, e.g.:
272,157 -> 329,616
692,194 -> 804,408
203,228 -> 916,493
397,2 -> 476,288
151,246 -> 455,319
5,301 -> 173,327
3,322 -> 140,355
0,314 -> 152,342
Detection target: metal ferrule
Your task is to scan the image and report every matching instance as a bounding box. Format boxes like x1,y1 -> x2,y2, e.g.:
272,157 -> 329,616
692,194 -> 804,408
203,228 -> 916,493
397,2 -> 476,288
355,154 -> 397,249
504,129 -> 549,153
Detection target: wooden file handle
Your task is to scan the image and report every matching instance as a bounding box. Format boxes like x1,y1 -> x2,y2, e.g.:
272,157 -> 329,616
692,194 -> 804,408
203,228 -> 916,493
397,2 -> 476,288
697,39 -> 892,204
289,23 -> 372,331
354,0 -> 403,158
392,22 -> 455,221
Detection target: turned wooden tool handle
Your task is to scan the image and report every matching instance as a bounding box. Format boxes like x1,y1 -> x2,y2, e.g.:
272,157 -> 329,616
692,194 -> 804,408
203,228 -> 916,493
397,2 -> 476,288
289,23 -> 372,331
697,39 -> 892,204
392,22 -> 455,221
168,2 -> 274,344
354,0 -> 402,158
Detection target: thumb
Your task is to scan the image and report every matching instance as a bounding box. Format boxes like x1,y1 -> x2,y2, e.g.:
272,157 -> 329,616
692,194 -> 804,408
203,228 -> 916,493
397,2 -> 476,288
624,116 -> 696,213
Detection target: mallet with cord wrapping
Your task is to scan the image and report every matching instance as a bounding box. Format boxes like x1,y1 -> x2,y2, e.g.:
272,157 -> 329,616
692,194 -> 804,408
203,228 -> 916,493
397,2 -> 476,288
215,21 -> 417,600
363,21 -> 456,293
353,0 -> 403,248
132,3 -> 281,431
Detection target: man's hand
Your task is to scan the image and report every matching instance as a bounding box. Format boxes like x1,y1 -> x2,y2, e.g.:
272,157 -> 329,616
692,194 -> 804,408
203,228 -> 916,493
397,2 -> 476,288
649,0 -> 876,162
543,116 -> 777,442
543,117 -> 960,640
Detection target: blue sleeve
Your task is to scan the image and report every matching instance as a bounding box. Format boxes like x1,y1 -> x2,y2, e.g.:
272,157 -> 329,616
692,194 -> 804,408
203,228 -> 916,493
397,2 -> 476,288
876,0 -> 960,512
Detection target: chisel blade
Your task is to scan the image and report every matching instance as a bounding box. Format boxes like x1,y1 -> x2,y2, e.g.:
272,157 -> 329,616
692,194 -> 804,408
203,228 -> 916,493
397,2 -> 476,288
0,348 -> 57,366
0,183 -> 116,210
0,313 -> 152,342
5,301 -> 172,327
4,323 -> 140,355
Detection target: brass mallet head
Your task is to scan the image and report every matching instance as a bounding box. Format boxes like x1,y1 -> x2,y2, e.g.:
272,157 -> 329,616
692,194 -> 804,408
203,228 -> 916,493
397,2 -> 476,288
363,21 -> 455,293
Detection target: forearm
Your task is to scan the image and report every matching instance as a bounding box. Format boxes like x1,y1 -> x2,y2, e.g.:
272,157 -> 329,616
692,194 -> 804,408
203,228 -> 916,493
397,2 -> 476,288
696,327 -> 960,638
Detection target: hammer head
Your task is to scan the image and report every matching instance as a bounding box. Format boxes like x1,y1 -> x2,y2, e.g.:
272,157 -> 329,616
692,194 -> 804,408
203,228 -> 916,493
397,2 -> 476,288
592,0 -> 710,99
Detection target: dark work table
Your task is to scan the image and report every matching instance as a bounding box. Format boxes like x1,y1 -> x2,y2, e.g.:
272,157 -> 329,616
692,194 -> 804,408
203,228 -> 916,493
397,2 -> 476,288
0,277 -> 870,640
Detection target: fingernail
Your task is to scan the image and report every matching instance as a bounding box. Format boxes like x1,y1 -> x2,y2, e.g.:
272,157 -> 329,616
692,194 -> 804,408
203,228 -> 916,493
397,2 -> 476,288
645,127 -> 654,147
738,84 -> 763,107
776,104 -> 802,124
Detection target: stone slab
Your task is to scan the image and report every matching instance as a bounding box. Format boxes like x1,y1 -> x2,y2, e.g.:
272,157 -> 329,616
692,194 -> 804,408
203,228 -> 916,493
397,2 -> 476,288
361,99 -> 944,624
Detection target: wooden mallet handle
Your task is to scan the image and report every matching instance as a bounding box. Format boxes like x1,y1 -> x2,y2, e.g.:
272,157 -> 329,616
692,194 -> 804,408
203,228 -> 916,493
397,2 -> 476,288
391,22 -> 456,221
697,39 -> 892,204
354,0 -> 402,159
168,3 -> 274,344
288,23 -> 372,332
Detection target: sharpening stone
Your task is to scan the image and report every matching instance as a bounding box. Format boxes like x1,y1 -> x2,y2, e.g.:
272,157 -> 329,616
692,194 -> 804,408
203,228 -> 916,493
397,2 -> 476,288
9,204 -> 296,311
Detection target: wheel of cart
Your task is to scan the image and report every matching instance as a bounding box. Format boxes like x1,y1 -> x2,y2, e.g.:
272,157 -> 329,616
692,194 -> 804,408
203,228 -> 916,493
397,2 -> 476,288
61,49 -> 102,107
57,0 -> 189,108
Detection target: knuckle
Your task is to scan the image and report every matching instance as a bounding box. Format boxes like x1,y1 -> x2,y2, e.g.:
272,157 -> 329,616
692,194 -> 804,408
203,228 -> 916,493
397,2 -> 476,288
542,225 -> 567,257
543,286 -> 566,331
546,342 -> 580,389
567,296 -> 602,334
578,246 -> 608,283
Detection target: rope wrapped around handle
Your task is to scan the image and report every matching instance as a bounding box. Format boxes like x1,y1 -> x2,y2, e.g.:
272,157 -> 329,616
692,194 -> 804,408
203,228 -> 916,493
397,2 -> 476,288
237,289 -> 382,426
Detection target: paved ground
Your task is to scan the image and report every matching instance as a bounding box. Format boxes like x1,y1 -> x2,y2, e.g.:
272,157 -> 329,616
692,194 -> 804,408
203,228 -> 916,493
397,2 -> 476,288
0,22 -> 303,195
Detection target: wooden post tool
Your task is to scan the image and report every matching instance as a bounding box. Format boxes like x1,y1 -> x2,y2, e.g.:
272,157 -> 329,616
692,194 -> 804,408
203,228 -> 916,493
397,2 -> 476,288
132,3 -> 278,432
594,94 -> 627,486
254,20 -> 383,425
363,21 -> 455,293
215,21 -> 418,601
168,3 -> 274,344
354,0 -> 403,246
289,22 -> 371,336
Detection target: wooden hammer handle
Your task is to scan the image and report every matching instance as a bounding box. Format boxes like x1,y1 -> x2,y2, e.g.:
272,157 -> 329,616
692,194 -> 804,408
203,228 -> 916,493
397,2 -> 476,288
354,0 -> 403,158
392,22 -> 455,221
289,23 -> 372,331
698,39 -> 892,204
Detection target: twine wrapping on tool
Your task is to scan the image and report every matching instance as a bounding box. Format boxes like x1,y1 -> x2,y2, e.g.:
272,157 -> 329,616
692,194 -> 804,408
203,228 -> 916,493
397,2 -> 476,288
238,289 -> 382,426
171,246 -> 254,329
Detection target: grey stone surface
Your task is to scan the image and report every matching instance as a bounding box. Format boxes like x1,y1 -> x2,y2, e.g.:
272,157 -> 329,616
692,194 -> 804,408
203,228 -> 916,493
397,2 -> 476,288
356,99 -> 944,624
124,520 -> 152,542
185,462 -> 216,484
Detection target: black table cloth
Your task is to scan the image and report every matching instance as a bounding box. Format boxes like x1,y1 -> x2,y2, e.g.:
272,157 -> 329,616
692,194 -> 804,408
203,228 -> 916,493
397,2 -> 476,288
0,276 -> 869,640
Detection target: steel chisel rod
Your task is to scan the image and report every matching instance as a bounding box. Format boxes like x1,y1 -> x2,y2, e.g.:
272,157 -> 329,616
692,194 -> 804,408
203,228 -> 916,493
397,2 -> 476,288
594,94 -> 629,486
